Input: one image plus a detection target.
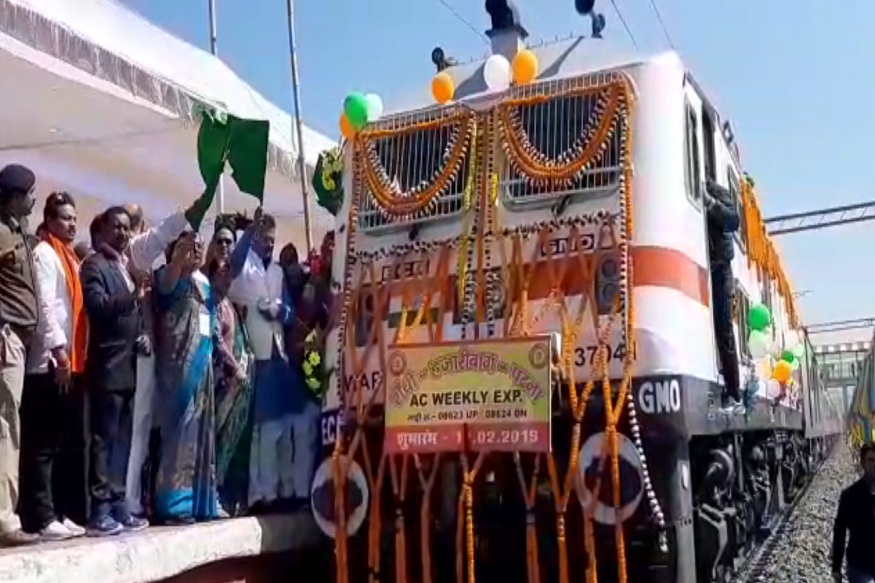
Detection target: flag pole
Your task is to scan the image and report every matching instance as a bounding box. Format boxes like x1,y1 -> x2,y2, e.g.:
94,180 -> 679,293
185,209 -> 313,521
285,0 -> 314,254
207,0 -> 226,216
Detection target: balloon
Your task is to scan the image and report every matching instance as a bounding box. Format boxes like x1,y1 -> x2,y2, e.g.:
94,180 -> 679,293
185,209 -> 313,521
772,360 -> 792,384
748,330 -> 771,359
339,113 -> 354,139
780,350 -> 795,364
343,92 -> 369,130
765,379 -> 783,399
791,358 -> 801,371
365,93 -> 383,122
748,304 -> 771,332
483,54 -> 511,91
791,343 -> 805,358
512,49 -> 539,84
431,72 -> 455,104
784,330 -> 801,350
754,356 -> 772,382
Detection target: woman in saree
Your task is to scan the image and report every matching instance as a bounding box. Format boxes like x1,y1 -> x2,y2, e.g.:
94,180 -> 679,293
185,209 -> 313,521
151,232 -> 223,524
207,258 -> 255,517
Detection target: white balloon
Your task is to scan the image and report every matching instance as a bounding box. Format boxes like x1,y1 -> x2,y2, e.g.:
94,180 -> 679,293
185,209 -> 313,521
765,379 -> 783,399
748,330 -> 771,359
791,343 -> 805,358
365,93 -> 383,122
483,55 -> 511,91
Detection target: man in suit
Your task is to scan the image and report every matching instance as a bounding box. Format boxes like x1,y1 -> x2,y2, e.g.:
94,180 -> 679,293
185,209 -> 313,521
80,206 -> 148,537
81,198 -> 210,536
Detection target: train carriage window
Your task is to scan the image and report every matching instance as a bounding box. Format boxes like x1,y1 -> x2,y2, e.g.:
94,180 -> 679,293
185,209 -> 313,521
761,272 -> 773,326
702,109 -> 717,183
684,104 -> 702,206
734,281 -> 750,358
727,169 -> 747,252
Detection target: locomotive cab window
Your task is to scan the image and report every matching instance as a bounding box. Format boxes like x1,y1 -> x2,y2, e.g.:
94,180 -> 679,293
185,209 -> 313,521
501,83 -> 623,207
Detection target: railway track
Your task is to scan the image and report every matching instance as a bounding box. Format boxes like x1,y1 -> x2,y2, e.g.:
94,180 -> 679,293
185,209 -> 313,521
731,442 -> 838,583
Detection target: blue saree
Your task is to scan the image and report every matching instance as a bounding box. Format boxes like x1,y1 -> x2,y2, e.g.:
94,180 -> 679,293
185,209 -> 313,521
152,268 -> 219,522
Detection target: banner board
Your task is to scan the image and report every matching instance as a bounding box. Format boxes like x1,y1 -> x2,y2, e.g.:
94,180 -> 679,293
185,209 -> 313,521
384,337 -> 553,454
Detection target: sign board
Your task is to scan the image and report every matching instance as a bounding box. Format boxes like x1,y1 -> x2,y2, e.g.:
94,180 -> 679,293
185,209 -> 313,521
384,337 -> 553,454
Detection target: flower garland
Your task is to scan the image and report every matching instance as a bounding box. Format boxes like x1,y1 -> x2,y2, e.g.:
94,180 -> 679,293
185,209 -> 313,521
312,146 -> 345,216
329,71 -> 662,583
740,176 -> 800,328
301,330 -> 325,397
497,76 -> 627,187
357,109 -> 476,218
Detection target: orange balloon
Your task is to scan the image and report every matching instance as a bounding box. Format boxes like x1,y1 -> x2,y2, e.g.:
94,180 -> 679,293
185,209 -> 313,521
431,72 -> 455,104
773,360 -> 793,384
339,113 -> 354,139
512,49 -> 539,85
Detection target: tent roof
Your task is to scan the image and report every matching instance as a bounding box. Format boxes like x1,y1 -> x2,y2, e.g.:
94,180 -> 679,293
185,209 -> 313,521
0,0 -> 335,247
0,0 -> 336,170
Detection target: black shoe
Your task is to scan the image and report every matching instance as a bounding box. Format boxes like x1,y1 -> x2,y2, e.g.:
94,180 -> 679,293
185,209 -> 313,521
119,516 -> 149,533
86,516 -> 123,537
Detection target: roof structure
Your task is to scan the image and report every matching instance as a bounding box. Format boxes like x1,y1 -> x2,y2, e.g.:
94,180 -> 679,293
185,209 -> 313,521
0,0 -> 335,248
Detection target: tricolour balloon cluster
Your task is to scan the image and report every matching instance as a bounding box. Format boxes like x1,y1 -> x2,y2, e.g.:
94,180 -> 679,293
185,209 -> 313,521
429,48 -> 541,105
747,304 -> 805,401
339,92 -> 384,139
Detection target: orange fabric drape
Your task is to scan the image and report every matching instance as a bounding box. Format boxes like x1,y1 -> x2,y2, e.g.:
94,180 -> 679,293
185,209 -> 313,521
44,233 -> 87,373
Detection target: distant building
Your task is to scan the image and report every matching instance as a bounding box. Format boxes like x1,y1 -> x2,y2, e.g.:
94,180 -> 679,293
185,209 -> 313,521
813,339 -> 871,416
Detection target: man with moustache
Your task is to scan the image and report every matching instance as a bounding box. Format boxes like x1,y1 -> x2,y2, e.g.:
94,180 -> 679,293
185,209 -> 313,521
0,163 -> 40,547
19,191 -> 88,540
82,197 -> 211,536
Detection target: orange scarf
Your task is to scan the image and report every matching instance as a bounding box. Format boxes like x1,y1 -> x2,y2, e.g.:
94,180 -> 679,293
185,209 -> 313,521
44,233 -> 87,374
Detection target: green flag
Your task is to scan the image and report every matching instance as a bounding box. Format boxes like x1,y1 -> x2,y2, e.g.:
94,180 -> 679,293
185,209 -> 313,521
196,109 -> 270,206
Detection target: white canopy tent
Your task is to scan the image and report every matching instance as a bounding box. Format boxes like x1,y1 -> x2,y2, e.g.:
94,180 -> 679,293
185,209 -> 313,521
0,0 -> 335,252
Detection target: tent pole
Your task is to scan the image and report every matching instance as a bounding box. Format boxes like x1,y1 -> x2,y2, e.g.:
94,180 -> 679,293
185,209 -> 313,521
285,0 -> 314,254
208,0 -> 226,217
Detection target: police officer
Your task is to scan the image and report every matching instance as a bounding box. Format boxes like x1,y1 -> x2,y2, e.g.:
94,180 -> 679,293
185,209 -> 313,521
0,164 -> 40,546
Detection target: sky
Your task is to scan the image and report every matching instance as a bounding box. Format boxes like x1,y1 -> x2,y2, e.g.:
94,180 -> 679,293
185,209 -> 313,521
121,0 -> 875,333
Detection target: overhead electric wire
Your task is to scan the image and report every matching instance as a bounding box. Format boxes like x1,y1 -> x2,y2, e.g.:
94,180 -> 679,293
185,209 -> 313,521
435,0 -> 490,44
645,0 -> 675,50
608,0 -> 639,51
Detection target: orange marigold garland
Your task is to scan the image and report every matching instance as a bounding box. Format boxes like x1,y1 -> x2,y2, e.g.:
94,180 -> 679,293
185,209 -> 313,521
497,76 -> 629,187
331,70 -> 650,583
740,175 -> 799,327
357,109 -> 476,218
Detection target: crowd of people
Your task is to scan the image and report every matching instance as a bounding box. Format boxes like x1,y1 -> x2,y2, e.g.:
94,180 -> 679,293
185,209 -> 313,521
0,163 -> 331,546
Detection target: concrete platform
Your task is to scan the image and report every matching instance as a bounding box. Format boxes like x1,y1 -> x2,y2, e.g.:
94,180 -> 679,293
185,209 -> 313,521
0,512 -> 325,583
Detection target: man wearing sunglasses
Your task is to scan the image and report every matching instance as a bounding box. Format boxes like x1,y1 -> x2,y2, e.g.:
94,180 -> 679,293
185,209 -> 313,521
0,163 -> 40,547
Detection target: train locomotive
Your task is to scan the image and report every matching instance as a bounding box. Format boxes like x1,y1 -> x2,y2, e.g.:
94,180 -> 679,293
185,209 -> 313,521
310,3 -> 844,583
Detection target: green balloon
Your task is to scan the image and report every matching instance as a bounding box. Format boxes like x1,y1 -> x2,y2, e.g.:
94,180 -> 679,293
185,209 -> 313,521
748,304 -> 771,332
344,93 -> 369,130
781,350 -> 795,364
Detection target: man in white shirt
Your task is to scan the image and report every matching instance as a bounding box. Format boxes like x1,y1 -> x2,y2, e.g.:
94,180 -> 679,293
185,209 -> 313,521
227,209 -> 302,508
122,203 -> 157,518
20,192 -> 88,540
